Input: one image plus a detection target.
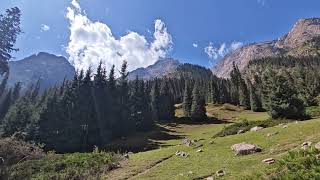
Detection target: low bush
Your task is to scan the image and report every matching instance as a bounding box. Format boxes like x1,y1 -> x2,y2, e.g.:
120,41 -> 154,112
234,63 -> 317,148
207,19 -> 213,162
213,119 -> 289,138
245,148 -> 320,179
306,106 -> 320,118
0,137 -> 45,179
8,151 -> 122,180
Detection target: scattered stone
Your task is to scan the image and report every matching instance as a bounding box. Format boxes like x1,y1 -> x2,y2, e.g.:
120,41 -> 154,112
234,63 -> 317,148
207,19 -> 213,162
196,149 -> 203,153
315,154 -> 320,159
123,154 -> 129,159
315,142 -> 320,151
267,132 -> 279,137
209,140 -> 215,144
295,121 -> 299,124
183,138 -> 195,147
231,142 -> 262,155
0,157 -> 4,165
282,125 -> 288,128
205,176 -> 214,180
250,126 -> 264,132
216,170 -> 225,177
262,158 -> 275,165
175,151 -> 189,157
301,141 -> 312,150
237,129 -> 245,134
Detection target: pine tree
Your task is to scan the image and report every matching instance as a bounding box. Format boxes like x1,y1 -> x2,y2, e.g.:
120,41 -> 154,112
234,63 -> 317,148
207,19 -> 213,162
191,84 -> 207,121
150,80 -> 160,121
0,7 -> 21,75
159,80 -> 175,121
183,81 -> 192,117
268,72 -> 306,119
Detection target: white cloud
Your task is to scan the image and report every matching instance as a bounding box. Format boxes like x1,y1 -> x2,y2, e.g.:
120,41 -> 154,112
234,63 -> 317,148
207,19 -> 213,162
204,41 -> 243,61
192,43 -> 198,48
40,24 -> 50,32
257,0 -> 266,6
66,0 -> 173,72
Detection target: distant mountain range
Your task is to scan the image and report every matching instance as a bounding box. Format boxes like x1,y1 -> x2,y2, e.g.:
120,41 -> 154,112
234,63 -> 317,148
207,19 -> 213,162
7,52 -> 75,89
127,58 -> 181,80
213,18 -> 320,78
5,18 -> 320,89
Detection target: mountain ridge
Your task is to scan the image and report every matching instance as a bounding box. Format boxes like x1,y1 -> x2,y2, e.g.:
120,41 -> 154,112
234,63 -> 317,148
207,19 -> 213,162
213,18 -> 320,78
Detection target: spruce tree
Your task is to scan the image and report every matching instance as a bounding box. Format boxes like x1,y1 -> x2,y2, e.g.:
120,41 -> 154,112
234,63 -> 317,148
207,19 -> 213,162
0,7 -> 22,75
150,80 -> 160,121
191,84 -> 207,121
159,80 -> 175,121
183,81 -> 192,117
268,72 -> 306,119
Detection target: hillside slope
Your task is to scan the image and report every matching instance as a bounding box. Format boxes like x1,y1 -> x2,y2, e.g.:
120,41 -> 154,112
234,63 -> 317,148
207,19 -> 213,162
128,58 -> 180,80
213,18 -> 320,78
7,52 -> 75,89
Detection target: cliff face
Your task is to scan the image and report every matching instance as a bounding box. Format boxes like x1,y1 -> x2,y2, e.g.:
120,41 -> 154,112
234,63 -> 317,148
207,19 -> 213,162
213,18 -> 320,78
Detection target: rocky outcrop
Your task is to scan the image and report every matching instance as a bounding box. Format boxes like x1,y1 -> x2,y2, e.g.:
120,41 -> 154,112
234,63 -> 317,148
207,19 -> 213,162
213,18 -> 320,78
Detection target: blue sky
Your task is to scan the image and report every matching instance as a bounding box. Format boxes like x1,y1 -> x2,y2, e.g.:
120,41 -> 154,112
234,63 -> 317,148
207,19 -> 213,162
1,0 -> 320,71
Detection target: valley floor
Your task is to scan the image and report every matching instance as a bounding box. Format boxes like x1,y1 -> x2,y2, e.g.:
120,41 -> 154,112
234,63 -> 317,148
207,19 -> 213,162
105,104 -> 320,179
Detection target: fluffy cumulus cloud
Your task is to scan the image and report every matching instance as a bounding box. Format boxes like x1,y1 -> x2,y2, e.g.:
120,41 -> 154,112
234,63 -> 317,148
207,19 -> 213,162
40,24 -> 50,32
204,41 -> 243,63
66,0 -> 173,72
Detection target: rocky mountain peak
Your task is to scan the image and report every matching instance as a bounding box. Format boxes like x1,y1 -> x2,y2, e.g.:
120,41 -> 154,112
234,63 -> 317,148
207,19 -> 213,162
213,18 -> 320,78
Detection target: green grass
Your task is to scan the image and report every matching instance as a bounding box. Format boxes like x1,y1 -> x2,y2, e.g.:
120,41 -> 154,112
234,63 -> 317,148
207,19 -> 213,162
245,148 -> 320,179
8,151 -> 121,180
106,104 -> 320,180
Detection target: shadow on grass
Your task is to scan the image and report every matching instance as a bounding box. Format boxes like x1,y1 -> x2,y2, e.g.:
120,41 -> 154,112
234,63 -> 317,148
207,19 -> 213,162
166,116 -> 232,127
103,124 -> 183,153
104,117 -> 231,153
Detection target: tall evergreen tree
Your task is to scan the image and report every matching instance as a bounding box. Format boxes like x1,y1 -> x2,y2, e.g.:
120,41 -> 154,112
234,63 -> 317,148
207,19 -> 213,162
0,7 -> 22,75
183,81 -> 192,117
191,84 -> 207,121
150,80 -> 160,121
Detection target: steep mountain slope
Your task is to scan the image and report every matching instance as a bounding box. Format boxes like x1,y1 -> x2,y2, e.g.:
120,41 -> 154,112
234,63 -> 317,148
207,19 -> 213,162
128,58 -> 181,80
213,18 -> 320,78
7,52 -> 75,89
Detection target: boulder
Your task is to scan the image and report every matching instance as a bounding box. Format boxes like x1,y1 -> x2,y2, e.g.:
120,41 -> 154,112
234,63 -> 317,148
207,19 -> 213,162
183,138 -> 195,147
216,170 -> 225,177
205,177 -> 214,180
301,141 -> 312,150
250,126 -> 264,132
315,142 -> 320,151
237,129 -> 245,134
231,142 -> 262,155
175,151 -> 189,157
209,140 -> 215,144
262,158 -> 275,165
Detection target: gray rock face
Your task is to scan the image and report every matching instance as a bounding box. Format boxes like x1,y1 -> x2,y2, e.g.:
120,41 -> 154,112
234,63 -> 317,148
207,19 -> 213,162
213,18 -> 320,78
7,52 -> 75,90
231,142 -> 262,155
128,58 -> 180,80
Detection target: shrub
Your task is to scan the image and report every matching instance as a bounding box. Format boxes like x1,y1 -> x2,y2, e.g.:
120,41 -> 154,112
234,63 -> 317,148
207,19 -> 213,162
8,151 -> 122,180
0,137 -> 45,179
213,119 -> 289,138
245,148 -> 320,179
306,106 -> 320,118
